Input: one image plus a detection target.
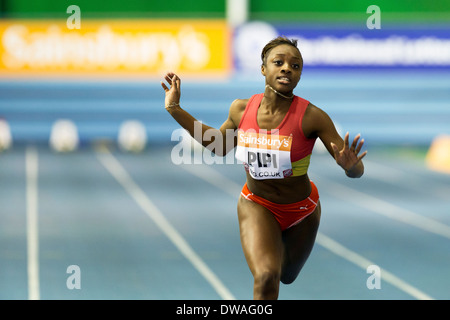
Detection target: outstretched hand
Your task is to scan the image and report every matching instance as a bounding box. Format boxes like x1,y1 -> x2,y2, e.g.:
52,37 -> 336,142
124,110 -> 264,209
330,132 -> 367,175
160,72 -> 181,109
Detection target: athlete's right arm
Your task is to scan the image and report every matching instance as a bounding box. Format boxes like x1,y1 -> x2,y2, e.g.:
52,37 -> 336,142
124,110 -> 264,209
161,72 -> 246,156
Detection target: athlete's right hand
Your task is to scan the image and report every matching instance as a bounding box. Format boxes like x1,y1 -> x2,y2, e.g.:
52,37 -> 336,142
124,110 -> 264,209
161,72 -> 181,110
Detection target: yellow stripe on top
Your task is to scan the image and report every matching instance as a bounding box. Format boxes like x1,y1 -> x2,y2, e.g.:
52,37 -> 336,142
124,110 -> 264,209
291,154 -> 312,176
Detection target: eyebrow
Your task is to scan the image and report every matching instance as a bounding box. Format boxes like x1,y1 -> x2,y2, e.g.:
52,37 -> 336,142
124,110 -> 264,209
272,53 -> 302,60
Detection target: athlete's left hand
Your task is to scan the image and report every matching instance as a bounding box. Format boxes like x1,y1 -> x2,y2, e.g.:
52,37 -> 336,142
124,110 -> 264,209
331,132 -> 367,175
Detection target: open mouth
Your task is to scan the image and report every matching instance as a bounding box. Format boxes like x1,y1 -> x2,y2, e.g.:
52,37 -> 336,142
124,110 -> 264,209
277,77 -> 291,84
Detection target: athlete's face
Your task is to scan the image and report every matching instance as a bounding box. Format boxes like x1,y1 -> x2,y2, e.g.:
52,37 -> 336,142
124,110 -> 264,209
261,44 -> 303,94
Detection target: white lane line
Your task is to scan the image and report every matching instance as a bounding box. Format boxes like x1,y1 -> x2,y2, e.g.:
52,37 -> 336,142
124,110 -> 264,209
180,163 -> 434,300
95,147 -> 235,300
314,175 -> 450,240
363,159 -> 405,183
180,164 -> 242,198
316,233 -> 433,300
363,159 -> 449,201
26,145 -> 40,300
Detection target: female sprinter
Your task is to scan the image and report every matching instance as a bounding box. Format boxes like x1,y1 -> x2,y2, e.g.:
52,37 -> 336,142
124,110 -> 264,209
161,36 -> 367,300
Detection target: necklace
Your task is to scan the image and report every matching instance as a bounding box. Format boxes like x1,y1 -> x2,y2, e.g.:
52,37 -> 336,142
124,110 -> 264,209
265,84 -> 294,99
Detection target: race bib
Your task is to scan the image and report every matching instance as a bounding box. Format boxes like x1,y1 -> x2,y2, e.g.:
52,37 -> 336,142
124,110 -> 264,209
235,130 -> 293,179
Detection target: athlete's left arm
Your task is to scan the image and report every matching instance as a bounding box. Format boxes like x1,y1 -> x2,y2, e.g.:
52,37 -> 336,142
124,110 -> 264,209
302,103 -> 366,178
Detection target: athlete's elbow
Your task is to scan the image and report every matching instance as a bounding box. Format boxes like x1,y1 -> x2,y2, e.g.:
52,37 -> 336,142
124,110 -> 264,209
203,142 -> 224,157
211,149 -> 225,157
211,146 -> 232,157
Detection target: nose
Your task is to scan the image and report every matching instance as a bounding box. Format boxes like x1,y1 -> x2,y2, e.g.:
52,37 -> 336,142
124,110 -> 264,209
281,62 -> 292,73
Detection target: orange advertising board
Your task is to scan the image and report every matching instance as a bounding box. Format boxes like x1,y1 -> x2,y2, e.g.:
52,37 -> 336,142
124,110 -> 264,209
0,19 -> 230,78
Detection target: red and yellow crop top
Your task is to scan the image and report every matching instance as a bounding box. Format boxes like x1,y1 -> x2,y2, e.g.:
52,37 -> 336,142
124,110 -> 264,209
235,93 -> 316,180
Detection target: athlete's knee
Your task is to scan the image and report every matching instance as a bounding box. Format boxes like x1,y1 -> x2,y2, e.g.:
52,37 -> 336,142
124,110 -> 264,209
280,260 -> 306,285
253,270 -> 280,299
280,272 -> 297,285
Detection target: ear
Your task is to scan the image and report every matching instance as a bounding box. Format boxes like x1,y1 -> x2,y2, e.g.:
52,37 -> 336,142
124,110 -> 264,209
261,64 -> 266,76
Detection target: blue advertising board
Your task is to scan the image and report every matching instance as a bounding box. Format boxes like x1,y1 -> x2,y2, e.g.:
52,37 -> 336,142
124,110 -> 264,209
233,22 -> 450,72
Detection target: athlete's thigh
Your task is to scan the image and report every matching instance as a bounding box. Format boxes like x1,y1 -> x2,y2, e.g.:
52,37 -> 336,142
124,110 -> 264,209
281,201 -> 321,284
237,196 -> 284,275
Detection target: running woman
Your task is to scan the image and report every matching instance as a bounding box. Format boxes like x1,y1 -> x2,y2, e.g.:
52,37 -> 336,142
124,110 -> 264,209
161,36 -> 367,300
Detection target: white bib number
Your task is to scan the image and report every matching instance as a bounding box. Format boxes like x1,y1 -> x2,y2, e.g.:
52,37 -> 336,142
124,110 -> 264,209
235,130 -> 293,180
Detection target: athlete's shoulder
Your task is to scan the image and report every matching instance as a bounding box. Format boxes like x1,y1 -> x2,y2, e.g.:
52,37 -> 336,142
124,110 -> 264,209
231,92 -> 264,110
229,98 -> 250,117
228,98 -> 250,128
230,98 -> 249,110
304,102 -> 327,119
302,102 -> 334,136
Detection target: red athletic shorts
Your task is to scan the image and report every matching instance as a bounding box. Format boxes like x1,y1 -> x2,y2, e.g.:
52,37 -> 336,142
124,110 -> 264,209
240,181 -> 319,231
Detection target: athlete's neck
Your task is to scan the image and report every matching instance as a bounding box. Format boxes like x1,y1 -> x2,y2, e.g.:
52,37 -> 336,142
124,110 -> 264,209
265,84 -> 294,100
